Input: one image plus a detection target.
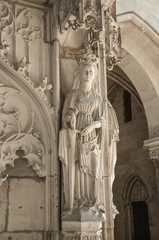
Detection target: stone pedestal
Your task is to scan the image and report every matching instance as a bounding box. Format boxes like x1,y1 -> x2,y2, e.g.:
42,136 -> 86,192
61,207 -> 105,240
62,221 -> 102,240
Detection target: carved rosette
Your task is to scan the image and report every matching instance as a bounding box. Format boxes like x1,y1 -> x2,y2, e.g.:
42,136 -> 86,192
0,86 -> 46,181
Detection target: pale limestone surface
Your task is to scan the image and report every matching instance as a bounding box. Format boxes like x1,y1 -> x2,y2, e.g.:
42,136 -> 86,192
8,178 -> 45,231
0,232 -> 43,240
0,0 -> 159,240
117,0 -> 159,32
0,181 -> 8,232
59,59 -> 107,217
109,84 -> 159,240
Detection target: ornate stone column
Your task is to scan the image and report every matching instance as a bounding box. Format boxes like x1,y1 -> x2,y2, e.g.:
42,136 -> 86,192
58,1 -> 121,239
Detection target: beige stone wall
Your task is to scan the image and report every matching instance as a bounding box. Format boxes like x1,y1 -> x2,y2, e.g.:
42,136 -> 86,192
117,0 -> 159,32
109,84 -> 159,240
0,160 -> 45,240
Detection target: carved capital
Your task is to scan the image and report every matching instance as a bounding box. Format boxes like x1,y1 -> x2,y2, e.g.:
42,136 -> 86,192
144,137 -> 159,163
149,148 -> 159,161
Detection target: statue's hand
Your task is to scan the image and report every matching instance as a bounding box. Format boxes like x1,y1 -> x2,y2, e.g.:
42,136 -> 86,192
81,123 -> 96,136
65,107 -> 78,129
81,121 -> 102,136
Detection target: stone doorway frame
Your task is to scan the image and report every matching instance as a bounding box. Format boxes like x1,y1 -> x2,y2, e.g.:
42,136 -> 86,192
123,174 -> 150,240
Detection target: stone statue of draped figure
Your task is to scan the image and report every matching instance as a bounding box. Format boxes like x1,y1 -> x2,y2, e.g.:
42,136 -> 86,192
59,56 -> 119,220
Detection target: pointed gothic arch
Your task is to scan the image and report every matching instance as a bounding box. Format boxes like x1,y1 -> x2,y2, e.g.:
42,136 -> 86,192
123,174 -> 149,203
0,59 -> 59,234
123,174 -> 150,240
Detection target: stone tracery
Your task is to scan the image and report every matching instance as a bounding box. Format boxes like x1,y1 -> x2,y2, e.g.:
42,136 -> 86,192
0,86 -> 46,181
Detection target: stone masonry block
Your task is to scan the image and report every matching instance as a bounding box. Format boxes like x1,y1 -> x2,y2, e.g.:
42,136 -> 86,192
0,232 -> 43,240
8,178 -> 45,231
0,180 -> 8,232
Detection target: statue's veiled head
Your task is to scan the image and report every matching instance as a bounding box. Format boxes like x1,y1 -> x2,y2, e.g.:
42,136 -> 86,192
72,61 -> 98,91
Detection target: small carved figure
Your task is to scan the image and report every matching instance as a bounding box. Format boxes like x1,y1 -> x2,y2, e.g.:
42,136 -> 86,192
16,56 -> 31,79
0,40 -> 10,63
35,77 -> 52,107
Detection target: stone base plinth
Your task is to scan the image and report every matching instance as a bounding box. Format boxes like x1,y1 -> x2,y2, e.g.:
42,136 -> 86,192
62,221 -> 102,240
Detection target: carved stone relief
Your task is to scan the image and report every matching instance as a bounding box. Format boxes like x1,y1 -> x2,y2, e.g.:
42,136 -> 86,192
149,148 -> 159,160
16,8 -> 42,42
0,2 -> 14,36
59,0 -> 102,32
105,13 -> 122,71
59,50 -> 106,220
131,180 -> 148,202
0,44 -> 53,112
0,1 -> 50,89
0,40 -> 10,64
59,47 -> 119,228
0,86 -> 46,182
16,56 -> 32,80
35,77 -> 52,108
59,0 -> 122,72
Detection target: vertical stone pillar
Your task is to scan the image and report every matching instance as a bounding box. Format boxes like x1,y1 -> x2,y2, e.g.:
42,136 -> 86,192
144,137 -> 159,239
98,25 -> 114,240
144,137 -> 159,199
124,203 -> 133,240
47,2 -> 60,240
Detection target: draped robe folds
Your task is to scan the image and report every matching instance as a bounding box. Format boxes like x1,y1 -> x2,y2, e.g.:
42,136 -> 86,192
59,90 -> 105,211
107,100 -> 119,189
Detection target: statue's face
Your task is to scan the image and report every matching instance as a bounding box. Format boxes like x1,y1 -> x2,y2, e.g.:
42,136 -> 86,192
81,64 -> 94,84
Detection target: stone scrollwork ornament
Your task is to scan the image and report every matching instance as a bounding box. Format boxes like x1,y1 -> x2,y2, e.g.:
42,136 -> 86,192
0,86 -> 46,183
0,1 -> 14,35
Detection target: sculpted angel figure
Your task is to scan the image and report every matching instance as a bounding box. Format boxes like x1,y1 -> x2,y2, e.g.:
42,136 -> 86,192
59,58 -> 105,214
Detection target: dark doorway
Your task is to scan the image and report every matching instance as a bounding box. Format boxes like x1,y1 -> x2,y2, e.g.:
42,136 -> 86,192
132,201 -> 151,240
